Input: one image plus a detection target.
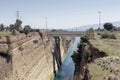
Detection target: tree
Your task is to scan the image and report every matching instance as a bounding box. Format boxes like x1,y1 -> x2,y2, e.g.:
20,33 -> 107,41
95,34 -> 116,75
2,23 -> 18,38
0,24 -> 4,31
14,19 -> 22,31
4,26 -> 9,31
11,29 -> 19,36
103,23 -> 114,31
23,25 -> 31,34
9,24 -> 15,31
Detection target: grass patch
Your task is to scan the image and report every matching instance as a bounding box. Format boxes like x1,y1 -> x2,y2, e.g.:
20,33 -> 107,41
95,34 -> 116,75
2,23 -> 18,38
116,33 -> 120,39
102,49 -> 118,56
90,33 -> 120,56
88,64 -> 110,80
0,31 -> 11,37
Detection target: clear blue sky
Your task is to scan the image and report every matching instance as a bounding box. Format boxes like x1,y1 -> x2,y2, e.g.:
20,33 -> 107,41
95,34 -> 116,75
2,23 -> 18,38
0,0 -> 120,29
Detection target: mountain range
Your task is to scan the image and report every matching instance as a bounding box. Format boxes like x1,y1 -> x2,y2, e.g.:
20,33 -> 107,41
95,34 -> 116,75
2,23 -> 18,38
68,21 -> 120,31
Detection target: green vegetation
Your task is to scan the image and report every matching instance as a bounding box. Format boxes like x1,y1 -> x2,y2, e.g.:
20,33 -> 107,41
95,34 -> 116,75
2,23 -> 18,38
85,28 -> 94,39
0,24 -> 4,31
101,31 -> 116,39
14,19 -> 23,31
11,29 -> 20,36
23,25 -> 32,34
72,36 -> 91,63
0,19 -> 37,37
33,40 -> 38,44
9,24 -> 15,31
92,23 -> 120,56
90,31 -> 120,56
72,51 -> 78,56
84,24 -> 120,80
72,22 -> 120,80
18,46 -> 24,51
88,63 -> 110,80
103,22 -> 115,31
0,31 -> 11,37
88,57 -> 120,80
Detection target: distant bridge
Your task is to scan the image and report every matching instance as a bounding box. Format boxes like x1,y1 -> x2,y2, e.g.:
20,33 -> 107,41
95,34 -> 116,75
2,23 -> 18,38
47,31 -> 85,37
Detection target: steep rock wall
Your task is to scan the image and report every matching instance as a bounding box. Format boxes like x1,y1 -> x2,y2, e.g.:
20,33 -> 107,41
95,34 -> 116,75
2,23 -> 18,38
0,32 -> 74,80
0,54 -> 12,80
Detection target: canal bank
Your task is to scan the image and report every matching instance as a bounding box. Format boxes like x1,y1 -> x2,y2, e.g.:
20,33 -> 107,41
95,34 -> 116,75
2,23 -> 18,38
54,37 -> 80,80
72,37 -> 108,80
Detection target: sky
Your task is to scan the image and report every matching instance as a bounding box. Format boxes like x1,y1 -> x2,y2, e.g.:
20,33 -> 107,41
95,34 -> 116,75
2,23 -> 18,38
0,0 -> 120,29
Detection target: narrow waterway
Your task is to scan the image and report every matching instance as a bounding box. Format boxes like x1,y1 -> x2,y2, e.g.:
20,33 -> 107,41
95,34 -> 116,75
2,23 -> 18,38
54,37 -> 80,80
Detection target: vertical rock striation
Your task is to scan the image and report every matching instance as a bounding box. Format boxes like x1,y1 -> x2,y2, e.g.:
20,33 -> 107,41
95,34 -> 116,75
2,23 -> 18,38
0,32 -> 74,80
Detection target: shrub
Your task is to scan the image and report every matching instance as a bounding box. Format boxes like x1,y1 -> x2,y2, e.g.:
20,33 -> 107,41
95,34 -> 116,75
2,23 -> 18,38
85,28 -> 94,39
81,36 -> 89,43
84,50 -> 91,62
101,31 -> 116,39
11,30 -> 20,36
110,34 -> 116,39
18,46 -> 24,51
101,33 -> 109,38
23,25 -> 32,34
97,32 -> 101,35
33,40 -> 38,44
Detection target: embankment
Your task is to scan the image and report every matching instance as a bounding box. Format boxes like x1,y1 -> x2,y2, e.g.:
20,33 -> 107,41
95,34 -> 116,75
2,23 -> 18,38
0,31 -> 74,80
71,37 -> 107,80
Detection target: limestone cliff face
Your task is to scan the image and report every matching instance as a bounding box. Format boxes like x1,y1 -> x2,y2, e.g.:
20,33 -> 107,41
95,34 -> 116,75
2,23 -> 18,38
0,32 -> 74,80
0,54 -> 12,80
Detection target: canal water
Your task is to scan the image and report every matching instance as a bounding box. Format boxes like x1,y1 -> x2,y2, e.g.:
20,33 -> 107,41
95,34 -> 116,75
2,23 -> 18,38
54,37 -> 80,80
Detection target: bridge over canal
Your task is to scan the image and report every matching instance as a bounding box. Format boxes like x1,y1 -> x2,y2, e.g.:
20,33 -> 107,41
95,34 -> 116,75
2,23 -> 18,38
47,31 -> 85,37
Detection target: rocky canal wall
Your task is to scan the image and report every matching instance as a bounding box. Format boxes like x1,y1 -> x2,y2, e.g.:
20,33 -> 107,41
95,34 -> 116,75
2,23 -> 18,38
0,32 -> 74,80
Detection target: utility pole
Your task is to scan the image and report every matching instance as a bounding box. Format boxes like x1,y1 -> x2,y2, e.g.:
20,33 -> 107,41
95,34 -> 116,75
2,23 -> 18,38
45,17 -> 48,35
45,17 -> 47,30
16,9 -> 19,19
98,11 -> 101,28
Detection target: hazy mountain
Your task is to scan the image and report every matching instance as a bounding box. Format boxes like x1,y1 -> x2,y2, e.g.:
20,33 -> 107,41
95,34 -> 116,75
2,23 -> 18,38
68,21 -> 120,31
